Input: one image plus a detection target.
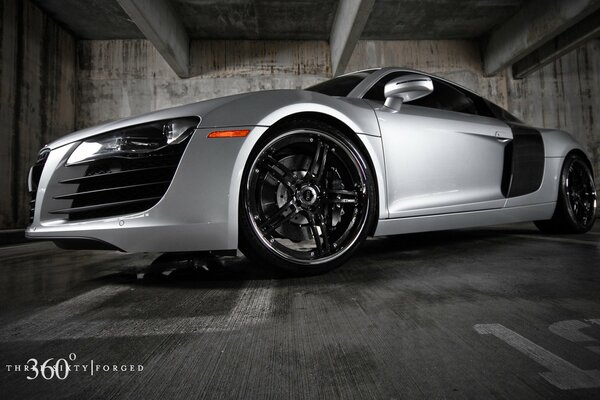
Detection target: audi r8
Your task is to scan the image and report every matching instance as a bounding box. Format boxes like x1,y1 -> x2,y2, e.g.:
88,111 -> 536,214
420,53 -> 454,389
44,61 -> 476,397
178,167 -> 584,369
27,67 -> 597,273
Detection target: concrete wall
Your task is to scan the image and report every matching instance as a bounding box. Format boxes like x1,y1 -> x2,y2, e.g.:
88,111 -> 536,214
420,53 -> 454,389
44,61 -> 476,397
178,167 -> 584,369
507,40 -> 600,181
76,39 -> 510,127
76,39 -> 330,128
0,0 -> 76,229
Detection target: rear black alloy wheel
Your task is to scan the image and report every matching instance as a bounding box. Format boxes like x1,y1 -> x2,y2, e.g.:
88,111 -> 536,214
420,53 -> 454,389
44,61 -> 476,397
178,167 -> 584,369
535,154 -> 597,233
240,122 -> 375,273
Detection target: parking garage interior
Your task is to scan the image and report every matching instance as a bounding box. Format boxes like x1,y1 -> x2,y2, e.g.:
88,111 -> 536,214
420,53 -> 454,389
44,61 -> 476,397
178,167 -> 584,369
1,0 -> 599,398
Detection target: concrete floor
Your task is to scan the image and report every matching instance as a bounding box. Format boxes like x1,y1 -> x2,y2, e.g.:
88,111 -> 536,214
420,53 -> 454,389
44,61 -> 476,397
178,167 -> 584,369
0,223 -> 599,399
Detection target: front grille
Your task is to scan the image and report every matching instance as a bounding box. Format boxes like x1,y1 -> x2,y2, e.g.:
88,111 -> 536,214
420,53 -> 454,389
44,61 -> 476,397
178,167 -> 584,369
49,139 -> 190,221
29,148 -> 50,223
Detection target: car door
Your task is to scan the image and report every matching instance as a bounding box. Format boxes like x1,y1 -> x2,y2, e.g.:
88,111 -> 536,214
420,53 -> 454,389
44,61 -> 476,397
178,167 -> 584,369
363,73 -> 513,218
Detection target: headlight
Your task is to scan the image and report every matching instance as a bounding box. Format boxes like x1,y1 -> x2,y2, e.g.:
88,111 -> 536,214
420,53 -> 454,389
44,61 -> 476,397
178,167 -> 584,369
66,117 -> 199,165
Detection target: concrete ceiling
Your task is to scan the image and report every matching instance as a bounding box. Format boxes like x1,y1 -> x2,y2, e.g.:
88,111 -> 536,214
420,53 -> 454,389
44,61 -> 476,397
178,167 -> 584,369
172,0 -> 340,40
30,0 -> 524,41
30,0 -> 144,39
29,0 -> 600,80
362,0 -> 525,40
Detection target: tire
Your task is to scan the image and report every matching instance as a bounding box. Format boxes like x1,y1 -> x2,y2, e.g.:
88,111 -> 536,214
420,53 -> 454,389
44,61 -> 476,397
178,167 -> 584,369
535,153 -> 597,234
239,119 -> 377,274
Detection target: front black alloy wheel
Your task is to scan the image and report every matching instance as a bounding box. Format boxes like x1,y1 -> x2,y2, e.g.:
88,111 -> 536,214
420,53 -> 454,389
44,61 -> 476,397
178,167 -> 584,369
535,153 -> 597,234
239,120 -> 376,274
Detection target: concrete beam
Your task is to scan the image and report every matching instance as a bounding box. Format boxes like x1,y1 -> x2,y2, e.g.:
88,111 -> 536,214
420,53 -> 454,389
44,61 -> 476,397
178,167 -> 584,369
483,0 -> 600,76
513,9 -> 600,79
117,0 -> 189,78
330,0 -> 376,77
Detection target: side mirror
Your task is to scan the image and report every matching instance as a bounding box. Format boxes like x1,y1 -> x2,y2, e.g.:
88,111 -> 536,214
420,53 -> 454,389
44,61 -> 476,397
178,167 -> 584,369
384,74 -> 433,111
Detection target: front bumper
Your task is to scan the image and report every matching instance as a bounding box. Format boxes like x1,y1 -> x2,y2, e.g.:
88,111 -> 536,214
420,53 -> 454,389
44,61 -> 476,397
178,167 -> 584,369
26,126 -> 261,252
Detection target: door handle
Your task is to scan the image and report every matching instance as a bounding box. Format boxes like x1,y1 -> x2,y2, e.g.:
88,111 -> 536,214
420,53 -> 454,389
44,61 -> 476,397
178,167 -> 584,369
494,131 -> 512,143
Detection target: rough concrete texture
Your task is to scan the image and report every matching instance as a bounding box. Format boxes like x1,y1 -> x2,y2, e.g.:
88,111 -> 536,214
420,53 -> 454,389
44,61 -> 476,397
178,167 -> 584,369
76,39 -> 505,126
30,0 -> 143,39
0,0 -> 76,229
507,40 -> 600,184
482,0 -> 600,76
30,0 -> 523,41
117,0 -> 190,77
330,0 -> 376,76
1,224 -> 600,399
362,0 -> 524,40
172,0 -> 340,40
76,39 -> 331,127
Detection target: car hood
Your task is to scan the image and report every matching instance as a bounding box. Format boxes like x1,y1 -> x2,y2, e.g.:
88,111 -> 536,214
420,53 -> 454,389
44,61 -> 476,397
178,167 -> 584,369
45,92 -> 256,149
45,89 -> 375,150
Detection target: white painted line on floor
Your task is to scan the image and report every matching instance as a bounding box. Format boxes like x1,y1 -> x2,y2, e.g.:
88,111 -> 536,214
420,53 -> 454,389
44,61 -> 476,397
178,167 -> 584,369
475,323 -> 600,390
512,234 -> 600,247
549,320 -> 597,342
0,282 -> 274,341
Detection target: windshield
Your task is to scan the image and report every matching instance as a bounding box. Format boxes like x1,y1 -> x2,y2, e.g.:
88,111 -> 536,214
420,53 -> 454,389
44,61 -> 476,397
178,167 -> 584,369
305,70 -> 376,97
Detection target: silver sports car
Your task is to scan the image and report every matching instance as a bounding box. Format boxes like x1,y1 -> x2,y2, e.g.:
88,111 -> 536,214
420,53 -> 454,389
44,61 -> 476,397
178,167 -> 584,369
27,67 -> 597,273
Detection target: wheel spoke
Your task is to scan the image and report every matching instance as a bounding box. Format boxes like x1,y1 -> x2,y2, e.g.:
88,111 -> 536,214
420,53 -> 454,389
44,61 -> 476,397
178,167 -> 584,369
315,212 -> 330,254
309,141 -> 329,181
260,203 -> 297,235
306,211 -> 329,256
258,201 -> 292,229
260,156 -> 296,191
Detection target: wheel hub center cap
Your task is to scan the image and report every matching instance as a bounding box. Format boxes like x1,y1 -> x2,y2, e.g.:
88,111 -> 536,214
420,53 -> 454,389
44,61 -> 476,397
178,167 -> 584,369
298,185 -> 318,206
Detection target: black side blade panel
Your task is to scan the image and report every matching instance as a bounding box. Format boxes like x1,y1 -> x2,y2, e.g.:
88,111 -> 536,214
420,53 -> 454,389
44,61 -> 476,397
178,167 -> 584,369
506,124 -> 545,198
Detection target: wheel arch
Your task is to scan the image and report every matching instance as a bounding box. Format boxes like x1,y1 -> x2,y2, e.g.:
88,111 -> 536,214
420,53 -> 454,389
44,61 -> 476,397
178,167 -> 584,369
565,149 -> 595,178
264,112 -> 383,236
226,111 -> 385,250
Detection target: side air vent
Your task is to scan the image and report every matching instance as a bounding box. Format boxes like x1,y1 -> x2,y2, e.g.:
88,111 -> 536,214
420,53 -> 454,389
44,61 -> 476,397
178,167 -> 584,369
45,118 -> 199,221
29,148 -> 51,223
50,139 -> 189,221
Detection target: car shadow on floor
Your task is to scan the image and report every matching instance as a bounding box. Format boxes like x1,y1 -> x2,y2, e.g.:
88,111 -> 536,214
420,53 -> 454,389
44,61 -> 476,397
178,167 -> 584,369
95,226 -> 537,289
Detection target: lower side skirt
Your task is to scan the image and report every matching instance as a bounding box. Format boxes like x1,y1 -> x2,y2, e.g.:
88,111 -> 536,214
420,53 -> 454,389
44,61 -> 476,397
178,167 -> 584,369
374,203 -> 555,236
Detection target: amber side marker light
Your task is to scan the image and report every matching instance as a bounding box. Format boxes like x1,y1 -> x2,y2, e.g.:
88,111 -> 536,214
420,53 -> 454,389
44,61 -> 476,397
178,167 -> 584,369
207,129 -> 250,138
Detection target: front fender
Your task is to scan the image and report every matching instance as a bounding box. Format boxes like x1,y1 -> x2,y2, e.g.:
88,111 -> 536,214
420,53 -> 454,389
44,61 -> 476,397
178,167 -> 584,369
201,90 -> 381,136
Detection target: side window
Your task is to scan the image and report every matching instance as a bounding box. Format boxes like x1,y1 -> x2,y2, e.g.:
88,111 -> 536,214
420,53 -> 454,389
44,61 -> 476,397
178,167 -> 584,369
484,99 -> 523,123
363,73 -> 493,117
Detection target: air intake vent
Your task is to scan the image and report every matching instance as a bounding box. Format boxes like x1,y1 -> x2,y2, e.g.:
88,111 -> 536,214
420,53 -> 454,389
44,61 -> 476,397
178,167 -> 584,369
29,148 -> 51,223
50,138 -> 190,221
